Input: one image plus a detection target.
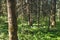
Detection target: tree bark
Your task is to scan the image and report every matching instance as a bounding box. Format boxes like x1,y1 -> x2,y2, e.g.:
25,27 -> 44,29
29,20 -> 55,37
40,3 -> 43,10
27,0 -> 33,26
50,0 -> 56,28
7,0 -> 18,40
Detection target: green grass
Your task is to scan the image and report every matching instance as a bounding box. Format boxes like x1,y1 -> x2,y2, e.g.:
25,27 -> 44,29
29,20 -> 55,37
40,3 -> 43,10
17,24 -> 60,40
0,16 -> 60,40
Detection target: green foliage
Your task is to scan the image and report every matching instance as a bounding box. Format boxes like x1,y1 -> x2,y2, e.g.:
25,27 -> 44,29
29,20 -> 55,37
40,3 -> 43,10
0,0 -> 60,40
0,15 -> 60,40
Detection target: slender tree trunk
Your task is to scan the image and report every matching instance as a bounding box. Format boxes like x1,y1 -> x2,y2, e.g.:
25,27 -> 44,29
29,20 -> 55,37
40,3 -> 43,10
50,0 -> 56,28
27,0 -> 33,26
27,2 -> 30,25
42,0 -> 48,17
37,0 -> 40,27
29,0 -> 33,26
7,0 -> 18,40
0,0 -> 3,16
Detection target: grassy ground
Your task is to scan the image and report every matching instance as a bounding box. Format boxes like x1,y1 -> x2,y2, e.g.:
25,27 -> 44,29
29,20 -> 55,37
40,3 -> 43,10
0,16 -> 60,40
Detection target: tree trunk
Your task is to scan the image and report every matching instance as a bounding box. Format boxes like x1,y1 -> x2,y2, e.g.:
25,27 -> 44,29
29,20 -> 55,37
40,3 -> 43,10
7,0 -> 18,40
50,0 -> 56,28
27,0 -> 33,26
0,0 -> 3,16
37,0 -> 40,27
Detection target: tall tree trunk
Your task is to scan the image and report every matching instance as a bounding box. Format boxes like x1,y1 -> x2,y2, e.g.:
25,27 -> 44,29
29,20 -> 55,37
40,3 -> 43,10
7,0 -> 18,40
50,0 -> 56,28
37,0 -> 40,27
27,0 -> 33,26
27,1 -> 30,25
42,0 -> 48,17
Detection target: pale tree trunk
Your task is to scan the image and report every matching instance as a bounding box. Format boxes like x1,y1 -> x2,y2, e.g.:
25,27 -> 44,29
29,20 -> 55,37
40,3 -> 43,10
50,0 -> 56,28
7,0 -> 18,40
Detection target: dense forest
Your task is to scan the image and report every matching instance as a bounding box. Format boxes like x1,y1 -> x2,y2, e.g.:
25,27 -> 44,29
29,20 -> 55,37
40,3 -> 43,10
0,0 -> 60,40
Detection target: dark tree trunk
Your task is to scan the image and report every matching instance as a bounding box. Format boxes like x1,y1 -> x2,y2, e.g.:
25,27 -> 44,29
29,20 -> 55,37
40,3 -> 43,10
27,0 -> 33,26
42,0 -> 48,17
0,0 -> 3,16
7,0 -> 18,40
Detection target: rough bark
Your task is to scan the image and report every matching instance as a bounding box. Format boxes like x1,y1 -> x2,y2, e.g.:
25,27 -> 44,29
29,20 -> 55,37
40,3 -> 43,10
7,0 -> 18,40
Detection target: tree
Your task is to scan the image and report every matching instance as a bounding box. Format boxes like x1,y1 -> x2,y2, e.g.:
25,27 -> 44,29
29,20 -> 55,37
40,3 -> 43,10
37,0 -> 40,27
0,0 -> 3,16
7,0 -> 18,40
27,0 -> 33,26
50,0 -> 56,28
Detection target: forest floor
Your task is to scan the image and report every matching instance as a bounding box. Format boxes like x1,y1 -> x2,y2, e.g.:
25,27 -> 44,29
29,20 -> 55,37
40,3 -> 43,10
0,16 -> 60,40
